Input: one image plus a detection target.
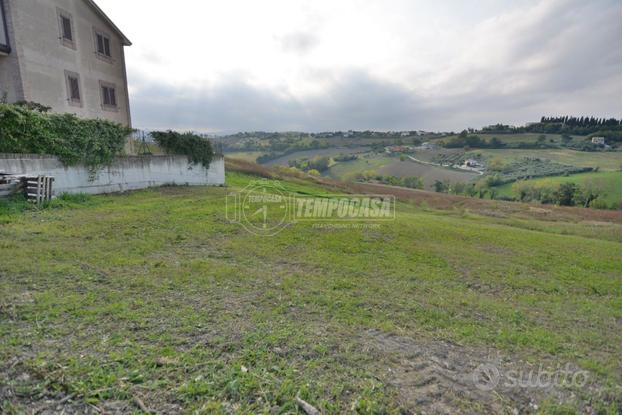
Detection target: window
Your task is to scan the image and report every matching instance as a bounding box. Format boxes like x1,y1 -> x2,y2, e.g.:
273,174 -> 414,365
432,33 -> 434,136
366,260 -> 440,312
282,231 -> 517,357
61,16 -> 72,41
94,29 -> 112,59
57,9 -> 75,49
100,82 -> 117,109
0,0 -> 10,54
64,71 -> 82,106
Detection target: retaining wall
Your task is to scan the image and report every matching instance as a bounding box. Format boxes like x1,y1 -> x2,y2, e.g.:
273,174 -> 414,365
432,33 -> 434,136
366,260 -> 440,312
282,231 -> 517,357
0,154 -> 225,195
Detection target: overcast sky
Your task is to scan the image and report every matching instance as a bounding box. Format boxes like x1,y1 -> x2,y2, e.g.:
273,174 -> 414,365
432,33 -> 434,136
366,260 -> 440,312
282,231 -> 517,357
97,0 -> 622,133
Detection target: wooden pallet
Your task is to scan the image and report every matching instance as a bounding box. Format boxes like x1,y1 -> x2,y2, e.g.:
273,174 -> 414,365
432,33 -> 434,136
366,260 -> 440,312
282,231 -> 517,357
0,175 -> 24,199
25,176 -> 55,204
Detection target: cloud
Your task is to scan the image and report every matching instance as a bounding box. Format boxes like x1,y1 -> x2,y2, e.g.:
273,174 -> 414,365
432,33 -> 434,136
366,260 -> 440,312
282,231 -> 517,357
130,71 -> 432,133
277,32 -> 319,55
117,0 -> 622,132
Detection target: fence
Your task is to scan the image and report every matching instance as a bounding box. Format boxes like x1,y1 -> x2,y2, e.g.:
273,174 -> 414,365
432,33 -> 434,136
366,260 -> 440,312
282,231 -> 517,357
129,129 -> 224,156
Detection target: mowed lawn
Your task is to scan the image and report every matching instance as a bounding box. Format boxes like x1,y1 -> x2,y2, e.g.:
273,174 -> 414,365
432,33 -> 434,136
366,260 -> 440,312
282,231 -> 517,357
0,172 -> 621,413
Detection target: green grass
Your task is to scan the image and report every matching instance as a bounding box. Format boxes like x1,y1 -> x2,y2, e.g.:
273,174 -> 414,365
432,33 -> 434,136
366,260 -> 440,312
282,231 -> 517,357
495,171 -> 622,207
1,173 -> 621,413
325,153 -> 393,180
225,151 -> 266,162
471,148 -> 622,171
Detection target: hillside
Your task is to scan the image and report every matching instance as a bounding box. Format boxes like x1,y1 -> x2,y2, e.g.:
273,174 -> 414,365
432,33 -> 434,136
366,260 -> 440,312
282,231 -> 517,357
0,165 -> 621,414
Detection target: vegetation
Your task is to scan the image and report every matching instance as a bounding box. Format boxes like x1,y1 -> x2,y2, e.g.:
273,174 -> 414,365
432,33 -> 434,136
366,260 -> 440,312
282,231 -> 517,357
470,148 -> 622,172
355,172 -> 424,189
494,172 -> 622,210
478,116 -> 622,138
487,157 -> 592,184
151,130 -> 214,168
288,155 -> 331,172
1,171 -> 621,413
0,103 -> 131,170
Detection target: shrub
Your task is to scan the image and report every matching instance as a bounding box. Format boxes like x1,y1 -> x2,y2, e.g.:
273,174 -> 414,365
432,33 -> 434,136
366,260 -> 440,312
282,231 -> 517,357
0,103 -> 130,170
151,130 -> 214,168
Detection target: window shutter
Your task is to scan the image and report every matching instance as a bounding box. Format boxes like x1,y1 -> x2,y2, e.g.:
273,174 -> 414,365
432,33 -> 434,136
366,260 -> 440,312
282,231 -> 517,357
109,88 -> 116,106
69,77 -> 80,101
103,37 -> 111,57
97,34 -> 104,54
102,86 -> 109,105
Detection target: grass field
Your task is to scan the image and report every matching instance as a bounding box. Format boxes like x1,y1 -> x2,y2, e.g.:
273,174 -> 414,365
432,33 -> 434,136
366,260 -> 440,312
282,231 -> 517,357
378,159 -> 478,189
326,153 -> 478,189
434,133 -> 566,145
471,149 -> 622,171
1,172 -> 621,413
325,153 -> 393,180
262,147 -> 368,167
495,171 -> 622,206
223,151 -> 266,163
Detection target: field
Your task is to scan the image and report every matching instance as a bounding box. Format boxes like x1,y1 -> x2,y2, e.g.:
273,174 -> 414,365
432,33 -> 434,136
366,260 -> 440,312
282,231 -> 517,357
324,153 -> 478,189
433,133 -> 567,145
377,159 -> 478,189
262,147 -> 368,167
470,149 -> 622,171
495,171 -> 622,205
1,170 -> 621,414
325,153 -> 393,180
223,151 -> 265,163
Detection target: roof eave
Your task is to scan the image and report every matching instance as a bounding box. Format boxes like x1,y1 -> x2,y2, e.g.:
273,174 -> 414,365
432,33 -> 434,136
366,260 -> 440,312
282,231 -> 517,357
84,0 -> 132,46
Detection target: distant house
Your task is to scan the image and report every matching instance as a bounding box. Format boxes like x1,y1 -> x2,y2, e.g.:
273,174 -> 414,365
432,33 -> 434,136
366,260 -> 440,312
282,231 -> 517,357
463,158 -> 482,168
418,142 -> 438,150
0,0 -> 132,126
591,137 -> 606,145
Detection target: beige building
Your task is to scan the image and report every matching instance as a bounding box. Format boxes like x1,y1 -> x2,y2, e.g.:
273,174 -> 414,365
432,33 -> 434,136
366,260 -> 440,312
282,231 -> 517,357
0,0 -> 131,126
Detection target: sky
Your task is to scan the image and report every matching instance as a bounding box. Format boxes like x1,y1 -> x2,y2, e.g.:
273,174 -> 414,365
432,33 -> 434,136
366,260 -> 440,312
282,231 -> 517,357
97,0 -> 622,133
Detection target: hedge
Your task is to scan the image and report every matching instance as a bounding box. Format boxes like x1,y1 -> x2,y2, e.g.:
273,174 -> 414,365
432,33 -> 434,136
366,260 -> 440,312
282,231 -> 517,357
151,130 -> 214,168
0,103 -> 131,170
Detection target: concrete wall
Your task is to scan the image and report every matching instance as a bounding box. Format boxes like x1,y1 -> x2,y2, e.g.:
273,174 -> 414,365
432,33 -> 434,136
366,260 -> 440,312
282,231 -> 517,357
0,0 -> 25,103
0,155 -> 225,195
0,0 -> 131,126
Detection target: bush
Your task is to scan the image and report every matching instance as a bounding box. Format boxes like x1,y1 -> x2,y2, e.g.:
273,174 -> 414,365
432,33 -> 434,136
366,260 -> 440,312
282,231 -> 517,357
0,103 -> 131,170
151,130 -> 214,168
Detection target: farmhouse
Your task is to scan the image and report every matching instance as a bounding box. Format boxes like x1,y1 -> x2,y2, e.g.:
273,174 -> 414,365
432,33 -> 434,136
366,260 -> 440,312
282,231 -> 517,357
463,158 -> 483,168
591,137 -> 606,145
0,0 -> 132,126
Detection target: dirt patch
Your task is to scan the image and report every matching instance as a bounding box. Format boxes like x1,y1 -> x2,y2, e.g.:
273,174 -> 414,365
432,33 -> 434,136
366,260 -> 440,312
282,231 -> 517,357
362,329 -> 602,414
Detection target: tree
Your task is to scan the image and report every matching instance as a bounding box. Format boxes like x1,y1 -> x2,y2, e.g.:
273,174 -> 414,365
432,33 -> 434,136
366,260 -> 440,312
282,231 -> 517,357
555,182 -> 577,206
434,180 -> 449,193
403,176 -> 423,189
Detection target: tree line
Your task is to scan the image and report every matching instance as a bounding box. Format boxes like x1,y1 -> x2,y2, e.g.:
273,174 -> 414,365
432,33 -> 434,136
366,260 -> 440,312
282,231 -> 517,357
539,116 -> 621,128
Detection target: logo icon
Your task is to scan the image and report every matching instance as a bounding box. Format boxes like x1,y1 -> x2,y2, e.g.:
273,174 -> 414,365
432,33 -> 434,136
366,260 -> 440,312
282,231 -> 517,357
227,180 -> 292,236
472,363 -> 500,391
226,179 -> 396,236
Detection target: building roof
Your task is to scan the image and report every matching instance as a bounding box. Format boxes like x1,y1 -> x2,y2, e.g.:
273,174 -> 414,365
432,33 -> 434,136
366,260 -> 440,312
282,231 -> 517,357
84,0 -> 131,46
